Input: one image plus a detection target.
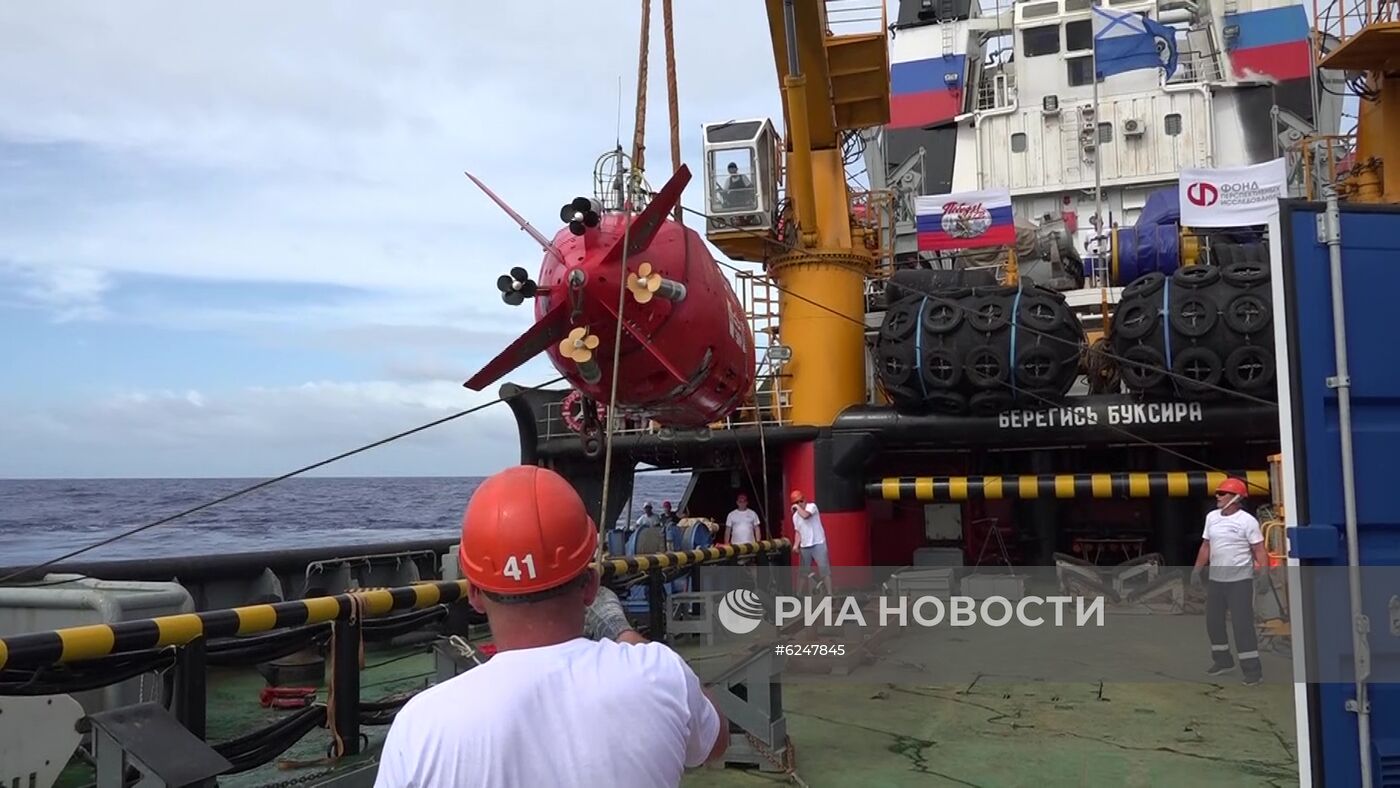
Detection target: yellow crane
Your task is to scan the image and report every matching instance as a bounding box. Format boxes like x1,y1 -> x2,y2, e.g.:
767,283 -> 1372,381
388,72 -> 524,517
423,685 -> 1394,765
700,1 -> 890,572
1308,1 -> 1399,202
704,0 -> 890,427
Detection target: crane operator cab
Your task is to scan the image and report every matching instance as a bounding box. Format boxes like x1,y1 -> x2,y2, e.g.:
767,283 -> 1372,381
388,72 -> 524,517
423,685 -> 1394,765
702,118 -> 780,263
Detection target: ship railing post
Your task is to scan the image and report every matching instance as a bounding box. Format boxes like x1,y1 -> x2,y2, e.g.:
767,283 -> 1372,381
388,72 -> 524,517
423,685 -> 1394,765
648,570 -> 668,639
331,612 -> 362,756
172,635 -> 207,742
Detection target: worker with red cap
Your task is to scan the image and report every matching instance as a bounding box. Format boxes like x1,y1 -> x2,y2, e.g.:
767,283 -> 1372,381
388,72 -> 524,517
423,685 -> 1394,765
375,465 -> 727,787
1191,476 -> 1268,685
790,489 -> 830,594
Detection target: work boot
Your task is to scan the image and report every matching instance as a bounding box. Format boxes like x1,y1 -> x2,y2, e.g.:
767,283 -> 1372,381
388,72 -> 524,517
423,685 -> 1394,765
1241,656 -> 1263,686
1206,661 -> 1233,676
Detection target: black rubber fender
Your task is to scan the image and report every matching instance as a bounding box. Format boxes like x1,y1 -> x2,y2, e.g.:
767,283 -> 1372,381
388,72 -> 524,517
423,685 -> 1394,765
880,298 -> 920,343
1171,346 -> 1223,394
964,344 -> 1010,389
1121,344 -> 1168,391
1224,344 -> 1276,392
968,295 -> 1011,332
1017,293 -> 1067,333
1122,272 -> 1166,300
1169,294 -> 1219,338
875,342 -> 916,388
1172,265 -> 1222,289
1223,292 -> 1272,335
1221,261 -> 1269,288
1113,300 -> 1159,341
1013,344 -> 1064,389
920,346 -> 963,390
921,298 -> 964,335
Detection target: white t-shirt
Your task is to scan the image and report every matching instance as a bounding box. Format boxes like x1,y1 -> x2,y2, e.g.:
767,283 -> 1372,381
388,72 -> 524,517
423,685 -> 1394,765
725,509 -> 761,543
1202,508 -> 1264,581
373,637 -> 720,788
791,503 -> 827,548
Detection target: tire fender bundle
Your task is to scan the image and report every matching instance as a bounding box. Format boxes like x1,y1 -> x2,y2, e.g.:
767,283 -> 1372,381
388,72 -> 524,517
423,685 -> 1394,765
1110,261 -> 1275,401
875,283 -> 1087,415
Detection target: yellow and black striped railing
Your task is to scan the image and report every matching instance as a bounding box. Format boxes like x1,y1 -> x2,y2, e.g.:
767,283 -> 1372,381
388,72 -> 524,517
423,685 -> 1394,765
600,538 -> 790,576
0,579 -> 464,673
0,539 -> 791,671
870,471 -> 1270,502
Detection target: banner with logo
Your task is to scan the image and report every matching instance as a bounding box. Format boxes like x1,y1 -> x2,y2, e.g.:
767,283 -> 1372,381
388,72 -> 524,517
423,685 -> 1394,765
1179,158 -> 1287,227
915,188 -> 1016,252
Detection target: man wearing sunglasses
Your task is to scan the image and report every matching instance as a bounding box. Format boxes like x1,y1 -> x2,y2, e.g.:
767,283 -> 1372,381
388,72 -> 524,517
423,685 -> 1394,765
1191,477 -> 1268,685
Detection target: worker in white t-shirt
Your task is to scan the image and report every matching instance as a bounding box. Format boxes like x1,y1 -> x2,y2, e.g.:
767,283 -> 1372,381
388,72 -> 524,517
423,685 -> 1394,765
724,493 -> 763,545
374,465 -> 727,787
1191,476 -> 1268,686
789,489 -> 831,593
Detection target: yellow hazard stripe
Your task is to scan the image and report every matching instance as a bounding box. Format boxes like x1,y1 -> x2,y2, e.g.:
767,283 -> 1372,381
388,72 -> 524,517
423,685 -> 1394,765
871,472 -> 1269,500
155,614 -> 204,648
58,625 -> 116,663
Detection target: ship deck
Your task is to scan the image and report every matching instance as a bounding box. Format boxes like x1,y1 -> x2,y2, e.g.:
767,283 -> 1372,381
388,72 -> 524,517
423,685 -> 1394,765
54,616 -> 1298,787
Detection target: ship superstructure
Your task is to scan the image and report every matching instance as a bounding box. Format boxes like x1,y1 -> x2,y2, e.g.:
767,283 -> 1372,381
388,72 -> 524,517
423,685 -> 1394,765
869,0 -> 1343,286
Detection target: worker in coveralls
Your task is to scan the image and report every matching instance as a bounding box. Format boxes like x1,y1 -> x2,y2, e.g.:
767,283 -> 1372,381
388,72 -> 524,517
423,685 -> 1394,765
374,465 -> 727,787
1191,476 -> 1268,686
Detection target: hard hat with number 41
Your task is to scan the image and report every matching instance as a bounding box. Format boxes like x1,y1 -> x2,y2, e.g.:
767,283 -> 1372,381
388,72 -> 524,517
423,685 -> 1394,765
459,465 -> 598,595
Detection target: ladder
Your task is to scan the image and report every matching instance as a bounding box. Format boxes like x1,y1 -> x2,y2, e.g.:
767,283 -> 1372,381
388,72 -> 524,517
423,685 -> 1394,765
738,271 -> 780,368
1061,116 -> 1084,183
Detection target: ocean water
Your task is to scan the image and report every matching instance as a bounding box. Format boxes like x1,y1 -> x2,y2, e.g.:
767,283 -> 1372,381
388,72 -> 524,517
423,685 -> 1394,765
0,474 -> 691,567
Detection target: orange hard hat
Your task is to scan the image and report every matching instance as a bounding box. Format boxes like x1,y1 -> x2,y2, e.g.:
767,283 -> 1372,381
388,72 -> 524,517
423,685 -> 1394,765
790,489 -> 804,504
459,465 -> 598,595
1216,477 -> 1249,497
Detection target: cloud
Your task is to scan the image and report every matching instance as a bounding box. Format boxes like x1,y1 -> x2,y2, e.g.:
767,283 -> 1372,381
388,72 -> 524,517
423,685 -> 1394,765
0,379 -> 535,478
0,0 -> 803,476
0,0 -> 783,299
2,262 -> 111,321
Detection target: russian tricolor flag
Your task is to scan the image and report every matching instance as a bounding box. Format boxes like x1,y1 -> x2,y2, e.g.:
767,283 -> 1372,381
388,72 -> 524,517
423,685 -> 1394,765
915,189 -> 1016,252
890,54 -> 967,129
1226,7 -> 1312,82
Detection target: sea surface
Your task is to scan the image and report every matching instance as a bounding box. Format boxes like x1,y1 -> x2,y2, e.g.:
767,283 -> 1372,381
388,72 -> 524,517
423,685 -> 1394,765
0,474 -> 691,567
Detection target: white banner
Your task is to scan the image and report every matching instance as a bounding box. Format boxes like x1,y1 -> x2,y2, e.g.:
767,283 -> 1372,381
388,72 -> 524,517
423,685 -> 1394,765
1178,158 -> 1287,227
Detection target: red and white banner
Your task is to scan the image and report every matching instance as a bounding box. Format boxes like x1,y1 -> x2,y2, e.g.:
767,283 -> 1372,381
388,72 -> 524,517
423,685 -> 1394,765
915,189 -> 1016,252
1179,158 -> 1287,227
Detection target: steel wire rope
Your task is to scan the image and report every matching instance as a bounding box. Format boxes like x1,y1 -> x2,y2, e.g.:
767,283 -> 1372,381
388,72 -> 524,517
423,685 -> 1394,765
673,202 -> 1280,409
596,0 -> 656,556
596,200 -> 635,557
0,375 -> 567,584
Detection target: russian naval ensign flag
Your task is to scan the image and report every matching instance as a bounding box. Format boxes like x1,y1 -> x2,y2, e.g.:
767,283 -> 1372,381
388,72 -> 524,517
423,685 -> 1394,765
915,189 -> 1016,252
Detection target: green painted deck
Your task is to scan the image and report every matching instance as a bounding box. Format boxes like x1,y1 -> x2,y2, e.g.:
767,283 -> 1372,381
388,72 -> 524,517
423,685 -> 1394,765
57,633 -> 1298,787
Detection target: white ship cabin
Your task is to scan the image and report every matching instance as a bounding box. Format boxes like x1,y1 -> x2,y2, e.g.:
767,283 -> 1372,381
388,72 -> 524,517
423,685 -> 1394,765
869,0 -> 1343,286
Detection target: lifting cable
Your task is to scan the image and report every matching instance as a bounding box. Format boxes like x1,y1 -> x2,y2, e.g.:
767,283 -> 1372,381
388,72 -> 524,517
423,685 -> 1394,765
673,202 -> 1279,410
595,0 -> 653,551
630,0 -> 651,183
0,375 -> 566,585
596,0 -> 692,543
670,200 -> 1274,491
662,0 -> 683,223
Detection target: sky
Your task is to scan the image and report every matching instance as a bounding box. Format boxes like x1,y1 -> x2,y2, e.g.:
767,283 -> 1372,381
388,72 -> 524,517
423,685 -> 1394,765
0,1 -> 809,478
